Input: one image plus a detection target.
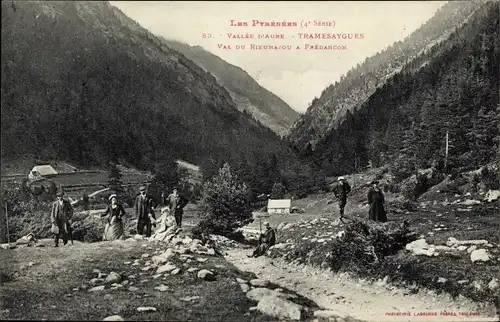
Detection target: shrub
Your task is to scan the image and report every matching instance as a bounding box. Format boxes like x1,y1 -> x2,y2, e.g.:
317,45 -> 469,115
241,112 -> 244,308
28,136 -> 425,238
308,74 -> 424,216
195,163 -> 253,237
71,211 -> 105,243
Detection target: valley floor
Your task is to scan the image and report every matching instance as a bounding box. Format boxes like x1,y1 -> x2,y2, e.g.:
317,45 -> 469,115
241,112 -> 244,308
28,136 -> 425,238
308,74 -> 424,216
225,249 -> 498,322
2,182 -> 499,321
0,238 -> 282,321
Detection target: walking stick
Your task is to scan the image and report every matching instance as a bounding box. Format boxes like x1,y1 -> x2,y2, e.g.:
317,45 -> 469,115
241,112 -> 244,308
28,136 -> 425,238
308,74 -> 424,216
68,221 -> 74,245
5,203 -> 11,245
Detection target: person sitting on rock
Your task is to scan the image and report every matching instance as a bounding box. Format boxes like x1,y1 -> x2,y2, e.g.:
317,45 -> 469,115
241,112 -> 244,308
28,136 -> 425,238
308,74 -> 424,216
149,207 -> 179,242
248,222 -> 276,258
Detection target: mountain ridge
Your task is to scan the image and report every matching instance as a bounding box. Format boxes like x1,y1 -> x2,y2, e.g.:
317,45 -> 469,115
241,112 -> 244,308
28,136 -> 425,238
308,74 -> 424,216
163,39 -> 300,136
2,2 -> 288,169
291,0 -> 499,176
288,0 -> 488,150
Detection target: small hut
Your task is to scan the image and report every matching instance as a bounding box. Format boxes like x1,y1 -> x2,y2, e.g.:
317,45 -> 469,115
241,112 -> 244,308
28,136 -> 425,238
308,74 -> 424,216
267,199 -> 292,214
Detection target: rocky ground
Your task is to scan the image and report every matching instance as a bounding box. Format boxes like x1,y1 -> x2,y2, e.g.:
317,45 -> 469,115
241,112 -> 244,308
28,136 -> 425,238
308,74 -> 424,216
225,248 -> 497,321
0,232 -> 326,321
2,167 -> 499,321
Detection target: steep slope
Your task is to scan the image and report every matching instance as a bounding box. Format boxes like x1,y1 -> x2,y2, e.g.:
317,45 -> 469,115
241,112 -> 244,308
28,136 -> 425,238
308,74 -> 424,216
1,1 -> 294,174
165,40 -> 300,136
293,1 -> 499,177
288,0 -> 487,150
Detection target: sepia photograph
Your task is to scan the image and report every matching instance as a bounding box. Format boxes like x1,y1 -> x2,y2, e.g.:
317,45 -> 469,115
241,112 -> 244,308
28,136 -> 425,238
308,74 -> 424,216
1,1 -> 499,321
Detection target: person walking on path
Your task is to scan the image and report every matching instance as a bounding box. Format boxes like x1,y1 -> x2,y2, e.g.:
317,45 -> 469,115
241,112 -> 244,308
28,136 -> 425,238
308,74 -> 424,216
164,187 -> 189,228
101,194 -> 126,241
134,185 -> 156,237
50,191 -> 74,247
367,180 -> 387,222
332,176 -> 351,220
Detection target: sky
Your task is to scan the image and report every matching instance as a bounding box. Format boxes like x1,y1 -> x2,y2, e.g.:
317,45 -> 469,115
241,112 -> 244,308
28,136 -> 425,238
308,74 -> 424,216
111,1 -> 447,113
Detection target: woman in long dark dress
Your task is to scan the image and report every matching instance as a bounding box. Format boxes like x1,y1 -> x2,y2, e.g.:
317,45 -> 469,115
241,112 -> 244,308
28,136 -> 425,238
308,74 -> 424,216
101,194 -> 126,241
367,181 -> 387,222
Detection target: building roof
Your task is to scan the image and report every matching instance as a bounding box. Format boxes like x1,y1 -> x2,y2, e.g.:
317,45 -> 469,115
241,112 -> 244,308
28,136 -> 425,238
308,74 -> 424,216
267,199 -> 292,209
176,160 -> 200,172
30,165 -> 57,176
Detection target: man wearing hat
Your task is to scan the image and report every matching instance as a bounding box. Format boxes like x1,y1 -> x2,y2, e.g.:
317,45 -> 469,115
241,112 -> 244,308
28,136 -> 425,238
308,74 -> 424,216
134,185 -> 156,237
50,191 -> 74,247
248,222 -> 276,258
164,187 -> 189,228
332,176 -> 351,220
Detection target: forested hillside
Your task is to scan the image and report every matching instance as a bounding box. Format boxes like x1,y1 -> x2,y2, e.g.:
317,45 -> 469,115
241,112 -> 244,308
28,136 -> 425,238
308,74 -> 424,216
289,0 -> 487,149
1,1 -> 324,198
294,1 -> 499,177
165,40 -> 300,136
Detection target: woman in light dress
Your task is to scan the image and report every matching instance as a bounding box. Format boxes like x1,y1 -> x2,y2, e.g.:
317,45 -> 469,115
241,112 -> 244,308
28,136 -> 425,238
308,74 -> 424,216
101,194 -> 126,241
148,207 -> 178,242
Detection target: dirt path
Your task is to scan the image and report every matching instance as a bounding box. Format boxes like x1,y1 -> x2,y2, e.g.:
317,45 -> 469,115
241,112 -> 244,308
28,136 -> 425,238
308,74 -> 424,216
224,248 -> 499,322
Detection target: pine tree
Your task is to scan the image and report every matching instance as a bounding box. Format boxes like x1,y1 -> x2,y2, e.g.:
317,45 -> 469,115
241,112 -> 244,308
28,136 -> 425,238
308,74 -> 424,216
107,162 -> 123,193
196,163 -> 253,236
271,182 -> 286,199
152,156 -> 179,192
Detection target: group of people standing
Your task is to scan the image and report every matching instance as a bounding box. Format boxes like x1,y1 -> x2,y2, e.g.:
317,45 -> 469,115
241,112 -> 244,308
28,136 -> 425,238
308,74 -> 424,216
49,185 -> 189,247
332,176 -> 387,222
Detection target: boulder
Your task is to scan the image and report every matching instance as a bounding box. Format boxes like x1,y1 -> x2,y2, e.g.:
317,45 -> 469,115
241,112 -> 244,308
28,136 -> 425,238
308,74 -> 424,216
447,237 -> 488,247
197,269 -> 215,281
151,249 -> 175,265
484,190 -> 499,203
250,279 -> 269,287
470,249 -> 491,262
180,296 -> 200,302
488,278 -> 498,290
256,295 -> 303,321
103,315 -> 124,321
269,243 -> 290,250
182,237 -> 193,245
136,307 -> 157,312
89,278 -> 105,286
170,268 -> 181,275
156,263 -> 177,274
405,239 -> 439,257
246,288 -> 276,301
105,272 -> 121,284
88,285 -> 105,292
154,284 -> 169,292
276,222 -> 287,231
0,243 -> 16,250
462,199 -> 481,206
240,283 -> 250,293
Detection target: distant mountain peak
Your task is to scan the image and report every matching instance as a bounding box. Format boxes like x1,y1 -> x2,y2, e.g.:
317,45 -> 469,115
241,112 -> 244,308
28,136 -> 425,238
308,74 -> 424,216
164,39 -> 300,136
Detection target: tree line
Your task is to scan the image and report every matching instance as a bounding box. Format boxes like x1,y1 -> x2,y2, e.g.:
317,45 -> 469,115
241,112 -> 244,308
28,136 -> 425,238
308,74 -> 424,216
1,1 -> 326,202
301,1 -> 499,179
